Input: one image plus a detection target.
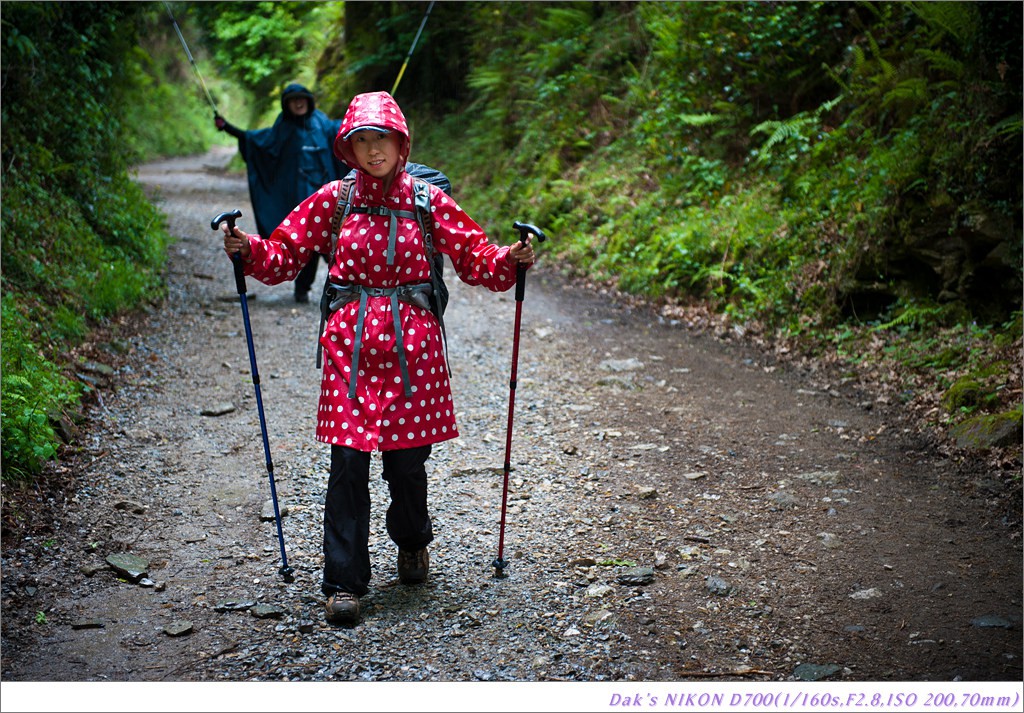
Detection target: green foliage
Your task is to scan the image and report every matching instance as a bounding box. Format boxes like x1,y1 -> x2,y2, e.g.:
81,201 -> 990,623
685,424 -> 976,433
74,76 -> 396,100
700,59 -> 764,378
1,296 -> 83,482
459,3 -> 642,182
3,0 -> 1020,481
186,1 -> 327,120
122,18 -> 216,160
596,558 -> 637,568
409,1 -> 1020,431
751,96 -> 843,165
632,1 -> 848,171
1,2 -> 172,480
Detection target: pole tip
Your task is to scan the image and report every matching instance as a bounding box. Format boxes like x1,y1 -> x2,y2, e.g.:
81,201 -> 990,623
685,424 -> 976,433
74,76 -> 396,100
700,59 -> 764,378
492,557 -> 508,578
280,566 -> 296,583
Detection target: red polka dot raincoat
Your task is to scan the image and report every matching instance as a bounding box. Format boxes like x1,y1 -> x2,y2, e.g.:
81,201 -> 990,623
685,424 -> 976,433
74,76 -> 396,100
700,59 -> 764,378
238,91 -> 520,451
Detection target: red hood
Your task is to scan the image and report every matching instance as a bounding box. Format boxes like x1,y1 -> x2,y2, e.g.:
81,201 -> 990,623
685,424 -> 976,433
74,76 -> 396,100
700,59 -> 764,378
333,91 -> 411,172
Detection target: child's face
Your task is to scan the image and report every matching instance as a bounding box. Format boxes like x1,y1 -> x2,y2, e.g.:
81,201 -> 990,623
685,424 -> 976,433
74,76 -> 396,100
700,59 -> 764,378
351,131 -> 401,181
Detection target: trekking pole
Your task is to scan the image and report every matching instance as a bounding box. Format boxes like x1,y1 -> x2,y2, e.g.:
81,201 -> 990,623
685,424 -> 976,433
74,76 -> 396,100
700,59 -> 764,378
493,221 -> 547,578
165,1 -> 219,116
211,210 -> 295,584
390,0 -> 435,96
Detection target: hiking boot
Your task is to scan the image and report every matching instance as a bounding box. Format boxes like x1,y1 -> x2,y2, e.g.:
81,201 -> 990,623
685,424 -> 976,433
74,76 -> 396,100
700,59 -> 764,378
397,547 -> 429,584
325,591 -> 360,625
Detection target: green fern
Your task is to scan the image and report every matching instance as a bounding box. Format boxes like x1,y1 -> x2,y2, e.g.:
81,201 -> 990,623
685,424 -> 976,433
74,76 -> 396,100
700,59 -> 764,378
985,115 -> 1024,143
752,117 -> 816,153
907,1 -> 980,46
677,112 -> 724,127
882,77 -> 929,108
751,96 -> 843,162
915,48 -> 965,78
865,32 -> 896,80
466,67 -> 507,94
539,7 -> 592,35
872,303 -> 945,332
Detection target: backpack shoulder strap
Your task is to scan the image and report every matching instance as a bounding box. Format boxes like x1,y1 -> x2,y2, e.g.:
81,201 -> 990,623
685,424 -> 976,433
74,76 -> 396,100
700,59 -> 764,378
412,177 -> 435,259
317,177 -> 356,369
329,177 -> 356,258
411,177 -> 451,375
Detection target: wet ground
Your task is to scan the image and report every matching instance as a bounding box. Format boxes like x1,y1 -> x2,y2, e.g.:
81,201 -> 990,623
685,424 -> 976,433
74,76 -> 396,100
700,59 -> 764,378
2,148 -> 1021,711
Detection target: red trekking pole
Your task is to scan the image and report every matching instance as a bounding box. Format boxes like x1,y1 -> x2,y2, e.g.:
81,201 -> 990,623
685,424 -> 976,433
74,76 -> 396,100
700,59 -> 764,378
493,221 -> 547,578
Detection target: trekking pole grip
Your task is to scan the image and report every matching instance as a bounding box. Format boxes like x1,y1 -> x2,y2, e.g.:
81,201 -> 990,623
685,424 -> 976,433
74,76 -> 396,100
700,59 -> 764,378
512,221 -> 546,302
210,209 -> 246,294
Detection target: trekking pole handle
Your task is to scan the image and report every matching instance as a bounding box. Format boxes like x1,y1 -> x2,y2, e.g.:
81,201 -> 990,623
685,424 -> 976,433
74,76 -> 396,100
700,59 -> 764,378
211,210 -> 246,294
512,221 -> 546,301
513,221 -> 546,245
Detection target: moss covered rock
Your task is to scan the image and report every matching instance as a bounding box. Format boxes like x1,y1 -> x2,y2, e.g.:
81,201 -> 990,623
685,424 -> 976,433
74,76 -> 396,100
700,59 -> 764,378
949,409 -> 1023,450
942,378 -> 983,412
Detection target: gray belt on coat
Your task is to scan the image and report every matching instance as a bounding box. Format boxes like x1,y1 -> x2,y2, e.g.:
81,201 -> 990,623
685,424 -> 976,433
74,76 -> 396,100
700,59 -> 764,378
324,281 -> 434,399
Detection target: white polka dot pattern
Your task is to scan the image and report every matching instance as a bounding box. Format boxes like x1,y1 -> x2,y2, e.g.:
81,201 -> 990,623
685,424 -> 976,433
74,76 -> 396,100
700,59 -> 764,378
239,90 -> 521,452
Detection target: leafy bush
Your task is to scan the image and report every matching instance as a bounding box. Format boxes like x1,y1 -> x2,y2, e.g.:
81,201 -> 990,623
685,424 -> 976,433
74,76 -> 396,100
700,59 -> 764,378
0,296 -> 84,481
1,2 -> 173,480
186,1 -> 331,120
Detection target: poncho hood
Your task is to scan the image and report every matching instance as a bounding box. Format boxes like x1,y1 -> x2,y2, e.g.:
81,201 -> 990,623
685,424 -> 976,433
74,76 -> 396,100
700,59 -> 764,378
281,83 -> 316,118
334,91 -> 410,172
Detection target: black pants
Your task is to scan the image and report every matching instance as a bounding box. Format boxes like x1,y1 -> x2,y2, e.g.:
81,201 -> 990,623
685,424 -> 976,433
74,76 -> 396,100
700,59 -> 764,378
322,444 -> 434,597
294,253 -> 329,297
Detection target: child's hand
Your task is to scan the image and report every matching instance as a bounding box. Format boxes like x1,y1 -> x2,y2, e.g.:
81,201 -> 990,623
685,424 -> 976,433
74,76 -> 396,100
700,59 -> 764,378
220,223 -> 252,260
508,240 -> 536,265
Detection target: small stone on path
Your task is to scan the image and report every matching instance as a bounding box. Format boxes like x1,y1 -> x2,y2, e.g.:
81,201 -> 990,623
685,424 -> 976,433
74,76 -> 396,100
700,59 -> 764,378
251,604 -> 286,619
971,614 -> 1014,629
181,527 -> 208,543
617,567 -> 655,586
71,620 -> 105,630
706,575 -> 733,595
793,663 -> 842,681
164,620 -> 193,637
106,553 -> 149,582
214,598 -> 256,612
849,587 -> 884,600
260,500 -> 290,522
201,402 -> 236,417
599,358 -> 644,372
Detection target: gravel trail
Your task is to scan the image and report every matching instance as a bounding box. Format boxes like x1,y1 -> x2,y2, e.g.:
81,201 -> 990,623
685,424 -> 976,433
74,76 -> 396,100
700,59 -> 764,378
2,149 -> 1020,707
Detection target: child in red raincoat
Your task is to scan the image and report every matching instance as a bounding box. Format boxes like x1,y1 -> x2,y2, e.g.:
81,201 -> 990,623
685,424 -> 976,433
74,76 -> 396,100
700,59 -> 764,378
220,91 -> 536,625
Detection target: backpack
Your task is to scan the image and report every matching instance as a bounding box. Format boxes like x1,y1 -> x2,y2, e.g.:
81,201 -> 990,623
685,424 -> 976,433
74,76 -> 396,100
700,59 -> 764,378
316,163 -> 452,370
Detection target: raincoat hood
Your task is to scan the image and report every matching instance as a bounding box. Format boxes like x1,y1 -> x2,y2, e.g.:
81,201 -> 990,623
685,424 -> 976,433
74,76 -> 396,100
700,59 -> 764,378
281,83 -> 316,118
334,91 -> 410,172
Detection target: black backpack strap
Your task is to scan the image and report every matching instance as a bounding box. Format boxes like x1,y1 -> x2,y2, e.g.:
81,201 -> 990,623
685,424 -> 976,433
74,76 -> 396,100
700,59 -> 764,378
317,178 -> 356,369
330,179 -> 356,259
413,178 -> 450,376
412,178 -> 434,259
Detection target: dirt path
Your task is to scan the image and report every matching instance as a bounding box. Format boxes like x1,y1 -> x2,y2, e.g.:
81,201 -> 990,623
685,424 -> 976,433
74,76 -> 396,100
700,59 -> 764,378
2,149 -> 1021,696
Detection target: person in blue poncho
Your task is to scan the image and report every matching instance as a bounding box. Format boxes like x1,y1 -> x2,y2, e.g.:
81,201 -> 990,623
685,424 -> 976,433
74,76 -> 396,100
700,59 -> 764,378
216,83 -> 347,303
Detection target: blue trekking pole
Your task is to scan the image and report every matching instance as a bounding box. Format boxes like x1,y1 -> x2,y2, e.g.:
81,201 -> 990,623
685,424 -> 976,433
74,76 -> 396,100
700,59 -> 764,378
211,210 -> 295,583
493,221 -> 547,578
